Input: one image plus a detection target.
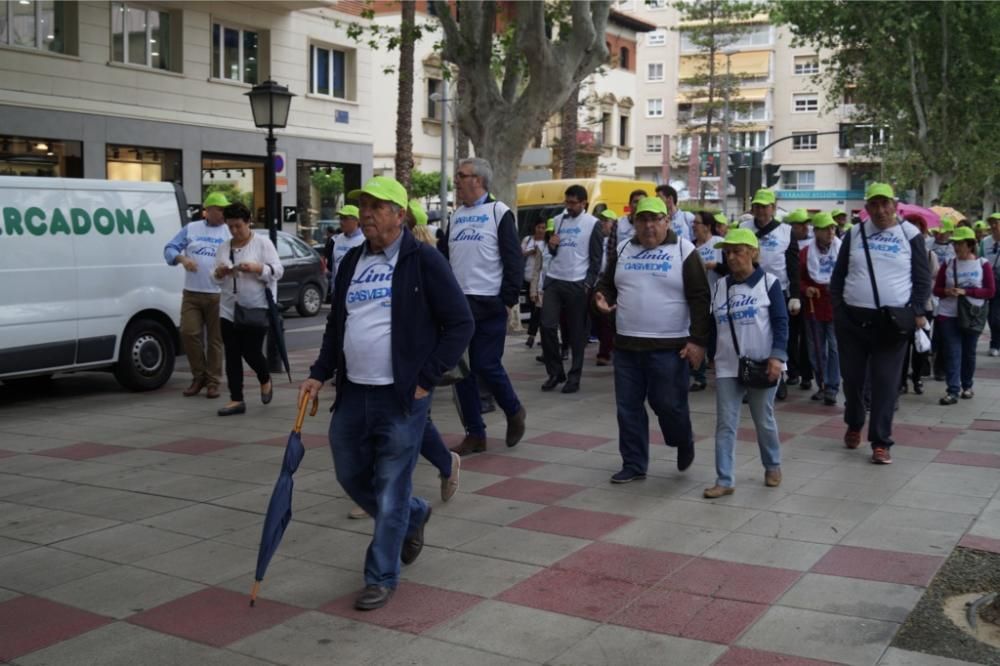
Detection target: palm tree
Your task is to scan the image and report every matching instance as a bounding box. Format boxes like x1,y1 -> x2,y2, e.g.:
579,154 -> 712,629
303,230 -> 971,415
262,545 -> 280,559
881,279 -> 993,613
394,0 -> 416,189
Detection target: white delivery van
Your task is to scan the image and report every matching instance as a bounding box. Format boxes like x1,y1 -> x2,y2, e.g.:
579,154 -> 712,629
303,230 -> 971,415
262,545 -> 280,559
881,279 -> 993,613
0,177 -> 186,391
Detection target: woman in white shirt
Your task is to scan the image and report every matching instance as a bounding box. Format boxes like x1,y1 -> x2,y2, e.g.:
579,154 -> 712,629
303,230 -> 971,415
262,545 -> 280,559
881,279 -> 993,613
212,202 -> 284,416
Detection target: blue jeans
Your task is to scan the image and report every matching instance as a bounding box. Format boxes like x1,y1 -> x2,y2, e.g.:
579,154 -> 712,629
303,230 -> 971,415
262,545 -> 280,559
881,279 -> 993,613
614,348 -> 692,474
937,317 -> 979,395
989,294 -> 1000,351
691,320 -> 717,385
805,319 -> 840,392
456,311 -> 522,437
714,377 -> 781,488
329,382 -> 431,588
421,416 -> 452,477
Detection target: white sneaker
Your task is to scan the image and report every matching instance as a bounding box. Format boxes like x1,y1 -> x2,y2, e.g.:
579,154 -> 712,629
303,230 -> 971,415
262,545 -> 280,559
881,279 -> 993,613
990,348 -> 999,357
441,452 -> 461,502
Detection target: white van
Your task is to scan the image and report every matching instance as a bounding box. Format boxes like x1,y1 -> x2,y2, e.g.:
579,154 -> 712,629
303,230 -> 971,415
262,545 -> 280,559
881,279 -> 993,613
0,177 -> 186,391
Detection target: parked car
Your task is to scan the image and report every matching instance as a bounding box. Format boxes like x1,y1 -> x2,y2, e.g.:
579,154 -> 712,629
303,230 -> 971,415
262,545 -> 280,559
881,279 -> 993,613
254,229 -> 327,317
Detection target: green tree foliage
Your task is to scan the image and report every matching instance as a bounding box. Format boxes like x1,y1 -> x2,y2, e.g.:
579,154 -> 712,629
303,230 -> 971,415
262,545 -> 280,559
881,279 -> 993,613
771,0 -> 1000,211
203,183 -> 252,209
409,169 -> 451,200
309,168 -> 344,202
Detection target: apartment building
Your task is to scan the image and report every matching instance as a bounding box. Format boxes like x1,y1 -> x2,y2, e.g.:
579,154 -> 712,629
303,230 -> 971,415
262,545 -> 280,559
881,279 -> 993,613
621,0 -> 877,215
0,0 -> 375,237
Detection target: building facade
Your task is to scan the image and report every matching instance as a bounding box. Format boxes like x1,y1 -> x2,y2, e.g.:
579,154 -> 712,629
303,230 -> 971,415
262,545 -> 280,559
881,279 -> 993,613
0,0 -> 375,240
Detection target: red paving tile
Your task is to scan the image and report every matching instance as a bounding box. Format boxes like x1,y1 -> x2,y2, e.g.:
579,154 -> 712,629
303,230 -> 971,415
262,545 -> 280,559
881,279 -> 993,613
321,582 -> 481,634
510,506 -> 633,540
150,438 -> 240,455
128,587 -> 303,647
678,597 -> 768,644
959,534 -> 1000,555
497,569 -> 642,622
0,596 -> 111,661
459,453 -> 546,477
976,367 -> 1000,380
611,589 -> 765,644
439,433 -> 505,450
524,431 -> 612,450
475,477 -> 584,505
714,647 -> 843,665
936,450 -> 1000,469
0,449 -> 17,459
663,558 -> 801,604
35,442 -> 133,460
553,542 -> 691,586
256,434 -> 330,450
804,424 -> 848,440
777,401 -> 842,416
892,424 -> 962,449
810,545 -> 944,587
970,419 -> 1000,432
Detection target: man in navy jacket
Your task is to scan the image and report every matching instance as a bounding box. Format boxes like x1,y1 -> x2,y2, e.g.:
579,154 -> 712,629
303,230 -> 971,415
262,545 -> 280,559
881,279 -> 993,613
300,176 -> 473,611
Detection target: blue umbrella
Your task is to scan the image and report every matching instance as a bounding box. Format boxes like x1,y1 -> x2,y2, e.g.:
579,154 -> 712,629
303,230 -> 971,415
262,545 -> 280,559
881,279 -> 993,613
250,393 -> 319,607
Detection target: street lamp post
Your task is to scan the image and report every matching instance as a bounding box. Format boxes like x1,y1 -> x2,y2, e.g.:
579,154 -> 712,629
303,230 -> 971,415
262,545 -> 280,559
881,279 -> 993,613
719,51 -> 734,216
430,83 -> 452,221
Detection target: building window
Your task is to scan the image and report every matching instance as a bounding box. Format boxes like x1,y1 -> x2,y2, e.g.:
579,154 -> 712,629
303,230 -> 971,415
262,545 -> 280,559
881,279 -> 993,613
792,132 -> 818,151
680,24 -> 770,52
427,77 -> 442,120
297,160 -> 362,244
782,170 -> 815,191
646,135 -> 662,153
1,0 -> 77,54
309,44 -> 347,99
793,94 -> 819,113
211,23 -> 259,84
731,101 -> 767,122
111,2 -> 176,71
729,130 -> 769,152
646,98 -> 663,118
618,46 -> 629,70
647,0 -> 666,8
675,135 -> 691,157
647,62 -> 664,82
794,55 -> 819,76
619,115 -> 629,147
647,29 -> 666,47
106,145 -> 181,183
0,135 -> 82,177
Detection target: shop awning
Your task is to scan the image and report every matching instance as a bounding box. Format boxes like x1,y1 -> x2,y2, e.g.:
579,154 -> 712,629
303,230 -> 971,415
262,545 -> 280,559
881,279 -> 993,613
677,87 -> 768,104
678,51 -> 770,81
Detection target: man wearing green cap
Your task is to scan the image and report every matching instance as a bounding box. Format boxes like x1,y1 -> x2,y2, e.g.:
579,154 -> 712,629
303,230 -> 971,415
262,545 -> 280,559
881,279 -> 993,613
299,176 -> 474,611
931,218 -> 956,267
983,213 -> 1000,355
331,205 -> 364,279
163,191 -> 232,398
783,208 -> 816,392
830,182 -> 931,465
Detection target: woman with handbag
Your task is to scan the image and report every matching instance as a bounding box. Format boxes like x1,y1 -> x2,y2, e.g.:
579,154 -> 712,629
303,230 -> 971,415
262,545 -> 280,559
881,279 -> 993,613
705,228 -> 788,499
933,226 -> 995,405
212,202 -> 284,416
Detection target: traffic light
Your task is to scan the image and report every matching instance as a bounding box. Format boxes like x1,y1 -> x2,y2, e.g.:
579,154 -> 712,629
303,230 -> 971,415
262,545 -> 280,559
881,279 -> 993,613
765,164 -> 782,188
728,152 -> 746,203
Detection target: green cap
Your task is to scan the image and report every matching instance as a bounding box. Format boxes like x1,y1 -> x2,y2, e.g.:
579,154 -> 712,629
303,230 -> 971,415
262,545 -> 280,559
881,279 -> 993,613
601,209 -> 619,221
338,205 -> 359,219
949,226 -> 976,243
830,208 -> 846,219
633,197 -> 668,216
811,212 -> 836,229
546,218 -> 555,232
940,218 -> 956,232
203,191 -> 231,208
784,208 -> 810,224
989,212 -> 1000,221
408,199 -> 428,226
347,176 -> 408,209
714,212 -> 728,226
974,220 -> 988,230
751,189 -> 776,206
717,227 -> 760,249
864,182 -> 895,200
842,222 -> 854,232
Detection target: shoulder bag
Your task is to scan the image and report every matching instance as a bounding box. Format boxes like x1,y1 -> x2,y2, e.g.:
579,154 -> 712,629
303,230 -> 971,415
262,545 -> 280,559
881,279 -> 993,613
231,246 -> 270,329
954,259 -> 987,334
859,223 -> 915,340
725,278 -> 778,389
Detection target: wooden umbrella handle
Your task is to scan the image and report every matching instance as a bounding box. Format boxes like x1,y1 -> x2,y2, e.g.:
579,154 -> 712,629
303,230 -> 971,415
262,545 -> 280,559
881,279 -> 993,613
293,393 -> 319,433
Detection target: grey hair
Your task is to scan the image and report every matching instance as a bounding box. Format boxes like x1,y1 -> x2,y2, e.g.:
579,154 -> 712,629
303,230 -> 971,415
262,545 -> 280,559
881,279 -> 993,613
459,157 -> 492,190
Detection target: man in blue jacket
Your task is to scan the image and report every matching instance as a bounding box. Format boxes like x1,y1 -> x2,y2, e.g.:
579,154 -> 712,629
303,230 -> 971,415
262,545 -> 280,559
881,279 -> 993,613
299,176 -> 473,611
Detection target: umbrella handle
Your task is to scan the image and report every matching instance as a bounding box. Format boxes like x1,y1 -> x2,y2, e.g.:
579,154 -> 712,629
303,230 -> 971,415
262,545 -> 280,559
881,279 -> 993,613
294,393 -> 319,433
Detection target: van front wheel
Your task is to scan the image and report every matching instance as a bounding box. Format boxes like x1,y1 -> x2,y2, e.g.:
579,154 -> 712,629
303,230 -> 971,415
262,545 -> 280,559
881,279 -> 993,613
113,319 -> 175,391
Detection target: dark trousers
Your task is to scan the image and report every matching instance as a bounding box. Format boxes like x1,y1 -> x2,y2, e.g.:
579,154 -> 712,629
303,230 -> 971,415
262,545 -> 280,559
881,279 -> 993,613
422,416 -> 452,477
455,311 -> 522,438
835,307 -> 908,449
938,317 -> 979,395
524,280 -> 541,338
595,312 -> 615,360
220,318 -> 269,402
989,294 -> 1000,350
541,278 -> 589,384
788,309 -> 813,382
614,349 -> 692,474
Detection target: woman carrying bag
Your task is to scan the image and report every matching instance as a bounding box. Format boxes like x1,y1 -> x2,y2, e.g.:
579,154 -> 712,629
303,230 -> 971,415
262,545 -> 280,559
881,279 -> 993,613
933,226 -> 995,405
212,202 -> 284,416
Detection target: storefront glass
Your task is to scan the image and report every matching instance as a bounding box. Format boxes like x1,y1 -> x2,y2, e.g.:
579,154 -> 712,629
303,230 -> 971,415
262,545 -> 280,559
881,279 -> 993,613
0,136 -> 82,177
296,160 -> 361,244
106,145 -> 181,183
202,154 -> 265,224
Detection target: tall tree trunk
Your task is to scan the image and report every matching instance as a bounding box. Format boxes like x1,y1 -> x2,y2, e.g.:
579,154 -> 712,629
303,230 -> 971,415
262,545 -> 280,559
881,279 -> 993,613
560,84 -> 580,179
455,73 -> 471,160
394,0 -> 416,189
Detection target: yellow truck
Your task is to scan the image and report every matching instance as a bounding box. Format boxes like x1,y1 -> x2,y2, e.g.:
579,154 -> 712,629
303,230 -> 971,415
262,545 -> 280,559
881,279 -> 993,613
516,178 -> 657,235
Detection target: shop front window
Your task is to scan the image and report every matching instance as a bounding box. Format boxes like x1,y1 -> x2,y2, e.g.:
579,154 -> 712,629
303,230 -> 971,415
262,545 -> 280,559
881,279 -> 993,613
202,154 -> 264,225
296,160 -> 361,244
106,144 -> 180,183
0,136 -> 82,177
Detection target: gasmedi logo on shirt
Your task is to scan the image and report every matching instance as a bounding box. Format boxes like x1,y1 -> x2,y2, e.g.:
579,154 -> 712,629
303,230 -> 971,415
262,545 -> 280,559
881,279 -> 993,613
348,262 -> 393,307
716,292 -> 759,325
866,231 -> 904,255
622,247 -> 673,275
451,213 -> 491,243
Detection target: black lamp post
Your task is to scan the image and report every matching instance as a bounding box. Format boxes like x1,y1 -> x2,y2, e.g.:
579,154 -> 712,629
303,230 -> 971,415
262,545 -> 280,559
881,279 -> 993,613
245,80 -> 295,248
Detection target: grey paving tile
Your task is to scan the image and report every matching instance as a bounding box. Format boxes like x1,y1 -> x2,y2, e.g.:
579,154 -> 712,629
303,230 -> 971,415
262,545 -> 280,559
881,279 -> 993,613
878,646 -> 980,665
0,474 -> 65,499
228,611 -> 413,665
39,564 -> 205,619
778,573 -> 924,623
433,493 -> 543,526
702,533 -> 831,571
0,535 -> 35,557
738,511 -> 855,545
133,539 -> 260,585
0,504 -> 119,545
738,605 -> 899,666
643,498 -> 759,531
218,558 -> 359,609
457,526 -> 590,566
374,636 -> 536,666
794,477 -> 900,503
841,505 -> 971,556
768,493 -> 881,522
887,489 -> 990,516
139,503 -> 262,539
401,546 -> 541,598
556,487 -> 672,518
968,498 -> 1000,540
54,523 -> 201,564
296,529 -> 376,572
0,546 -> 116,593
902,463 -> 1000,498
602,518 -> 727,556
209,486 -> 331,514
7,483 -> 192,522
550,624 -> 726,666
426,600 -> 598,663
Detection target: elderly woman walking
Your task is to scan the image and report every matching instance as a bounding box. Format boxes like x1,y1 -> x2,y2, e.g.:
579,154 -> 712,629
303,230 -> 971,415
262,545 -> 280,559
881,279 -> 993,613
705,228 -> 788,498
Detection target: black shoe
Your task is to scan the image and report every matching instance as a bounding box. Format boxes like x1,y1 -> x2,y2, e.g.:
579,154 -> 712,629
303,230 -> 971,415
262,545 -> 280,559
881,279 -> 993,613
677,441 -> 695,471
261,381 -> 273,405
800,379 -> 812,391
535,355 -> 546,364
689,381 -> 707,392
401,506 -> 431,565
939,394 -> 958,406
506,406 -> 527,447
810,389 -> 824,401
354,584 -> 394,611
561,381 -> 580,394
217,402 -> 246,416
525,336 -> 535,348
899,384 -> 908,394
776,380 -> 787,401
913,380 -> 924,395
610,469 -> 646,484
541,374 -> 566,391
786,375 -> 801,387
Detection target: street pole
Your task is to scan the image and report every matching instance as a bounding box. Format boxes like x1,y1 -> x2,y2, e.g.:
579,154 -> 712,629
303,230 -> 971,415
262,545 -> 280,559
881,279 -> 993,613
719,53 -> 732,217
265,126 -> 277,249
439,81 -> 449,222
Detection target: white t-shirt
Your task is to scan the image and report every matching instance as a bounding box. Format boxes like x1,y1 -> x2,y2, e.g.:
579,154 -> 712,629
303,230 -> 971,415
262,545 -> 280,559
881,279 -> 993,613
213,234 -> 283,322
614,238 -> 695,339
843,220 -> 920,309
804,237 -> 841,286
177,220 -> 231,293
343,248 -> 398,385
696,235 -> 724,289
332,229 -> 365,278
547,212 -> 598,283
740,219 -> 793,292
448,200 -> 509,296
712,272 -> 783,378
670,210 -> 694,242
938,257 -> 988,317
522,236 -> 545,281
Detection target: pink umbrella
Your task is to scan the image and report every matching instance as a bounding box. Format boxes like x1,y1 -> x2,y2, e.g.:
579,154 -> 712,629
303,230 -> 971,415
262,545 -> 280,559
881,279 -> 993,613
859,202 -> 941,231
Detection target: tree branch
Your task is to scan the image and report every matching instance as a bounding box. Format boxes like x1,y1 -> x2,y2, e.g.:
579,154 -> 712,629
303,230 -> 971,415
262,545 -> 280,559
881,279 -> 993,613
430,0 -> 462,62
906,35 -> 928,144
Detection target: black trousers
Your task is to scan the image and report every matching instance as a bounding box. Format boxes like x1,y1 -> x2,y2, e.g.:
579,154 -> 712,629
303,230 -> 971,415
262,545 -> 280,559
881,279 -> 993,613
220,318 -> 270,402
788,307 -> 813,382
835,307 -> 908,449
524,280 -> 541,337
541,278 -> 589,384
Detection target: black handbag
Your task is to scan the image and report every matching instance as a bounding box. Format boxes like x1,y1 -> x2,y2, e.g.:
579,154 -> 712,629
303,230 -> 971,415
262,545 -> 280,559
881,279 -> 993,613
954,259 -> 987,334
231,247 -> 269,329
859,223 -> 916,340
725,280 -> 778,389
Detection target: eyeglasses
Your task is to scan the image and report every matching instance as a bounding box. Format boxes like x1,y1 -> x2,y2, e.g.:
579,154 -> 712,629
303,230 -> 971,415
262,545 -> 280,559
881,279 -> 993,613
456,172 -> 476,180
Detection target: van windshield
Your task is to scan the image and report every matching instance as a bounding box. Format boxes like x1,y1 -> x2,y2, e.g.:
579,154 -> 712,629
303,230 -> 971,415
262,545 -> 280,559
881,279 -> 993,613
516,205 -> 565,238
